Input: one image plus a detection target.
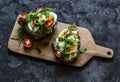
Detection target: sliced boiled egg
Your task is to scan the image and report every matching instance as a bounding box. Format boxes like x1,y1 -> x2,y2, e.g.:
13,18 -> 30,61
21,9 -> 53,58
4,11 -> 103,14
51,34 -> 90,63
49,12 -> 57,22
58,29 -> 67,38
28,21 -> 39,32
38,15 -> 47,24
65,45 -> 78,54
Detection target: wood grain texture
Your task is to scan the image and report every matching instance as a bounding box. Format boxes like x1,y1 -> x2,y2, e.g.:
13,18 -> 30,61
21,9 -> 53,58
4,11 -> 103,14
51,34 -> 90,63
8,17 -> 114,67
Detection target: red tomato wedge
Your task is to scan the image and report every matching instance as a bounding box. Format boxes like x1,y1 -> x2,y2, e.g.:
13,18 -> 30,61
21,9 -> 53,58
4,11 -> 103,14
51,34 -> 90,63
23,38 -> 33,48
20,12 -> 27,22
36,7 -> 43,13
54,50 -> 62,58
45,20 -> 53,28
65,30 -> 72,36
77,33 -> 80,40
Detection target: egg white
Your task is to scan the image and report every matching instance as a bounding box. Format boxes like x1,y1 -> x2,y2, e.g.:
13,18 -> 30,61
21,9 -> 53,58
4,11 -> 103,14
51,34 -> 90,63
49,12 -> 57,22
28,22 -> 39,32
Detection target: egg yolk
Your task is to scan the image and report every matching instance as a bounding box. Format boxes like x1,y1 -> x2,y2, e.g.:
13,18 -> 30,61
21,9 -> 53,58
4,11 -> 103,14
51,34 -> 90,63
48,14 -> 53,20
69,45 -> 75,51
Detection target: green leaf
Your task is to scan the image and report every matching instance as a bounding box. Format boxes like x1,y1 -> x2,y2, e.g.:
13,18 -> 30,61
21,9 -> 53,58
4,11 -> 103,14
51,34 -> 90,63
63,54 -> 69,59
63,42 -> 70,52
34,47 -> 41,53
44,8 -> 52,12
26,12 -> 38,23
18,29 -> 24,42
40,8 -> 52,16
80,47 -> 87,53
58,37 -> 64,41
68,25 -> 76,31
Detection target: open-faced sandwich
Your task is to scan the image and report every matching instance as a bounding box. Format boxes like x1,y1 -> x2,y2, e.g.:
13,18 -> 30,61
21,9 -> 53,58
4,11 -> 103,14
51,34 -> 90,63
18,7 -> 57,40
53,25 -> 81,62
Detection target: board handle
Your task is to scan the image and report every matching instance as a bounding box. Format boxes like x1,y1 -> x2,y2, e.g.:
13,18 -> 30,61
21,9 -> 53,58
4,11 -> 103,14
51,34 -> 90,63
91,45 -> 114,58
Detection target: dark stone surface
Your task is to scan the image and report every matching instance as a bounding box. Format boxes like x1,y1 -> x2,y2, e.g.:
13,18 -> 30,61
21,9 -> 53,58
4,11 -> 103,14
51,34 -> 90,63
0,0 -> 120,82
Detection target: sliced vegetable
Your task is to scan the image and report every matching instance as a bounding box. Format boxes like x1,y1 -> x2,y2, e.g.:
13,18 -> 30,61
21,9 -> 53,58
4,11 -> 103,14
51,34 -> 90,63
65,30 -> 72,37
54,50 -> 62,58
23,38 -> 33,48
18,12 -> 27,25
36,7 -> 43,13
45,20 -> 53,28
77,34 -> 80,40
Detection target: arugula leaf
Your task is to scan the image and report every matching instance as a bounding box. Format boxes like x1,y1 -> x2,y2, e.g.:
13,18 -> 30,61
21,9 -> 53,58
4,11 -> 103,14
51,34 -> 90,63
63,54 -> 70,59
43,8 -> 52,12
63,38 -> 70,52
26,12 -> 38,23
40,8 -> 52,16
18,29 -> 24,42
80,47 -> 87,53
58,37 -> 64,41
68,25 -> 76,31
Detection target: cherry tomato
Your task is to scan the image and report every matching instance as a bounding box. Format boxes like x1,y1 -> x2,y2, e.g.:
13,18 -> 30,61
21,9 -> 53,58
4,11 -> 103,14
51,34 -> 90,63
45,20 -> 53,28
65,30 -> 72,36
54,50 -> 62,58
36,7 -> 43,13
20,12 -> 27,22
23,38 -> 33,48
18,12 -> 27,25
77,33 -> 80,39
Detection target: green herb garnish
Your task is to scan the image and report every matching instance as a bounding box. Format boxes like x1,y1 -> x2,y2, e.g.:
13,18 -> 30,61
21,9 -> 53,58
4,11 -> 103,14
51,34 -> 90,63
34,47 -> 41,53
18,29 -> 24,42
26,12 -> 38,23
80,47 -> 87,53
40,8 -> 52,15
11,29 -> 25,41
58,37 -> 64,41
68,25 -> 76,31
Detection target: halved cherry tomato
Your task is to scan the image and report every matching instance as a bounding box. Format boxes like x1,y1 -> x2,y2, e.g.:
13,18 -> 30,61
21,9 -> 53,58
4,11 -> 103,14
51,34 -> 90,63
65,30 -> 72,36
23,38 -> 33,48
36,7 -> 43,13
77,33 -> 80,39
54,50 -> 62,58
20,12 -> 27,22
18,12 -> 27,25
45,20 -> 53,28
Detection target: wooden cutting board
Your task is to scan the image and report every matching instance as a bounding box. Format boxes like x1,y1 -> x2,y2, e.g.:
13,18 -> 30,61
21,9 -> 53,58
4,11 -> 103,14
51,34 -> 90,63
8,16 -> 114,67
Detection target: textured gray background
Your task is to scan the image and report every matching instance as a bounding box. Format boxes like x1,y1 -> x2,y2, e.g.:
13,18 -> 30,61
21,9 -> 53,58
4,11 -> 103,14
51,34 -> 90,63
0,0 -> 120,82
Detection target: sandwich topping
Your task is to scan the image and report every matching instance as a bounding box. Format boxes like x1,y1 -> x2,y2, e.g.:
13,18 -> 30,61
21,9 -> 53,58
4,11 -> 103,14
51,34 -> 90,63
53,25 -> 81,62
18,7 -> 57,40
